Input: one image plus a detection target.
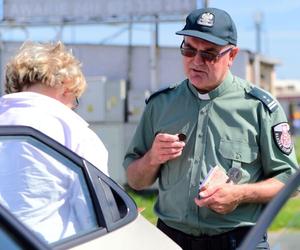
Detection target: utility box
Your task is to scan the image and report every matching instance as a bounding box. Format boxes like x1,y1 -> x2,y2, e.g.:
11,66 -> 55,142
76,77 -> 126,122
90,123 -> 127,184
127,89 -> 148,122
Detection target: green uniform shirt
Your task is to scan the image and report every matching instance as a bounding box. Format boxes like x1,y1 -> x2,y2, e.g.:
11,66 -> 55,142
123,72 -> 299,236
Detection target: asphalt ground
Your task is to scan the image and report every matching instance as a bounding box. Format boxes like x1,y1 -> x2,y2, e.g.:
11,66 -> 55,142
268,231 -> 300,250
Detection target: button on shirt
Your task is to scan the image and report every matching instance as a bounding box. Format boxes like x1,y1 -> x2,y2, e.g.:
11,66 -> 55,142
0,92 -> 108,242
123,72 -> 299,236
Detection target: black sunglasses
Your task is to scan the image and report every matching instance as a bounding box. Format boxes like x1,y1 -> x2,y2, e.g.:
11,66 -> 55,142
180,41 -> 233,62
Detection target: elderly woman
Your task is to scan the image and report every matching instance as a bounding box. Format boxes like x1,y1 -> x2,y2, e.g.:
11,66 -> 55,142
0,41 -> 108,243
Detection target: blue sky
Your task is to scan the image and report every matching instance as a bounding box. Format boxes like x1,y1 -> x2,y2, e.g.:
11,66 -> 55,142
210,0 -> 300,80
0,0 -> 299,79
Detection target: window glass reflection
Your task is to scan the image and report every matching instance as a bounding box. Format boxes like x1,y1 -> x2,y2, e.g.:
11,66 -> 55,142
0,136 -> 97,244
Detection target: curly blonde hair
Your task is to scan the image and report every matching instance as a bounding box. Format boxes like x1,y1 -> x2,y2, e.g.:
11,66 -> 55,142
5,41 -> 86,97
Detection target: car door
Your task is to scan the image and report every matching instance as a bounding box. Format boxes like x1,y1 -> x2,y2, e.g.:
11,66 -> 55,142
0,125 -> 181,250
239,168 -> 300,250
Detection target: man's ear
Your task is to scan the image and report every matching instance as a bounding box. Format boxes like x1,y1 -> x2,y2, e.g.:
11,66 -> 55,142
228,47 -> 239,67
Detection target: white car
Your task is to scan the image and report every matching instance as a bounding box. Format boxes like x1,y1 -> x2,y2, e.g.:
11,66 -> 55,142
0,125 -> 181,250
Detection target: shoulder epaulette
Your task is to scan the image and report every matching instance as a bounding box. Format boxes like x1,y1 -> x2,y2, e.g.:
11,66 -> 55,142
247,86 -> 278,113
145,84 -> 177,104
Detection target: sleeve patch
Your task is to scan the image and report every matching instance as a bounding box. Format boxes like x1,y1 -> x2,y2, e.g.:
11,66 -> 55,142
248,86 -> 278,113
272,122 -> 293,155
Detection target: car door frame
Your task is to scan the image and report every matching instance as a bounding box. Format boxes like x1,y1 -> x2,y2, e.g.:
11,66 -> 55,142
0,125 -> 138,249
239,168 -> 300,250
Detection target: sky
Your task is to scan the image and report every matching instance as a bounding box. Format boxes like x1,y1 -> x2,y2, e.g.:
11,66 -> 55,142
0,0 -> 299,79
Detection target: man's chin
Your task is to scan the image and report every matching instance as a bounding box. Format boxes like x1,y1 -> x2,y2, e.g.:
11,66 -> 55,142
189,77 -> 206,87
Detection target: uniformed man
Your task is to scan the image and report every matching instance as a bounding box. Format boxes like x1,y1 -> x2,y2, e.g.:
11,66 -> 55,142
123,7 -> 299,250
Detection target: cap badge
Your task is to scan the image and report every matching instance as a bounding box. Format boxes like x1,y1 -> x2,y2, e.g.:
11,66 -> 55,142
197,12 -> 214,27
273,122 -> 293,155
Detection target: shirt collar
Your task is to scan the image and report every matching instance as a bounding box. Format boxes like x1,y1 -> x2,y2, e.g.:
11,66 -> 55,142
0,92 -> 88,127
198,92 -> 210,100
188,71 -> 234,100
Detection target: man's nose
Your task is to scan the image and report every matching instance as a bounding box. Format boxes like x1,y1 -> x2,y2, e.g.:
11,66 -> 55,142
192,53 -> 205,65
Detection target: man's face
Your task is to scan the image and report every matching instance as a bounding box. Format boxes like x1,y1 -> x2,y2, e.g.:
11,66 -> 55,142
182,36 -> 239,92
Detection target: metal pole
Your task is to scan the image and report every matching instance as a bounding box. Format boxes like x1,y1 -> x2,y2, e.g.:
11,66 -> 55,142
254,54 -> 261,87
254,12 -> 263,54
253,12 -> 263,87
127,17 -> 133,90
125,16 -> 133,122
54,24 -> 64,41
150,15 -> 159,92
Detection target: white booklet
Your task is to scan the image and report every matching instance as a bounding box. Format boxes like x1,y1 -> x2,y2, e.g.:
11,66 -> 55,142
199,165 -> 229,190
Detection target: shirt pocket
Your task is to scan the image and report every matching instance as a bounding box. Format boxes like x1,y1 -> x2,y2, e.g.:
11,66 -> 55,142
219,139 -> 258,164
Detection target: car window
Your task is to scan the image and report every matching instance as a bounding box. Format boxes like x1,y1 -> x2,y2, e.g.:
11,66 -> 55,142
0,136 -> 98,244
0,125 -> 138,249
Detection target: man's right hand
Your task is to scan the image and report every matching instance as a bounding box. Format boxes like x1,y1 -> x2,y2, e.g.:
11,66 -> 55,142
126,133 -> 185,190
148,133 -> 186,165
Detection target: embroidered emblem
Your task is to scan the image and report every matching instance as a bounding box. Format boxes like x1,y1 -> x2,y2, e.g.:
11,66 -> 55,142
197,12 -> 214,27
273,122 -> 293,155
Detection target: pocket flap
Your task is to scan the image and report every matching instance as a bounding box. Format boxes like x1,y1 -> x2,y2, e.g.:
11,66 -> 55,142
219,139 -> 258,163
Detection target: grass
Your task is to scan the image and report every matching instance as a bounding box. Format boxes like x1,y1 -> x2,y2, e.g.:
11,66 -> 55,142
269,196 -> 300,231
126,187 -> 158,225
269,135 -> 300,230
127,136 -> 300,229
295,136 -> 300,163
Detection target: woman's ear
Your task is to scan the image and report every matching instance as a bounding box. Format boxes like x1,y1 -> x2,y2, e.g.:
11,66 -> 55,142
59,87 -> 75,109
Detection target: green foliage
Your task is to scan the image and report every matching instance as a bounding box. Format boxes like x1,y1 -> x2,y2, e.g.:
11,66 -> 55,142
126,188 -> 158,225
269,197 -> 300,231
294,136 -> 300,163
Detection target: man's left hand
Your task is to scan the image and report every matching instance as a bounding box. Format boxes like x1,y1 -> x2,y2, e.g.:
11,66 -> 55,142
194,184 -> 240,214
